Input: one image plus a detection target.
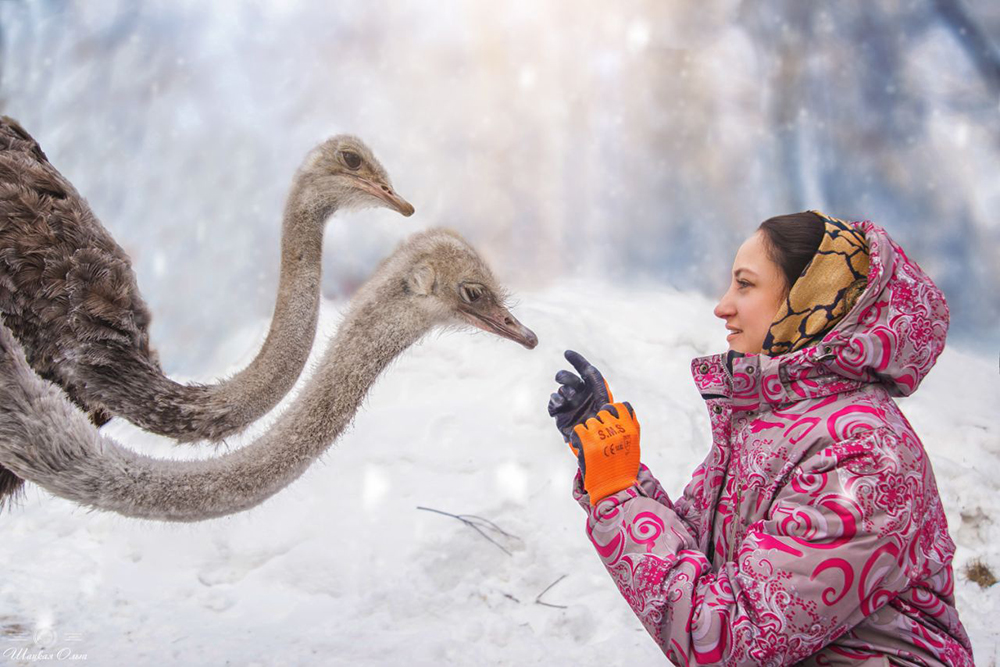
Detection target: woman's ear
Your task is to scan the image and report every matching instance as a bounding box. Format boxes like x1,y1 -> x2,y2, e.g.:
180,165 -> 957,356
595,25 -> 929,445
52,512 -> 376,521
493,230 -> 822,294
406,262 -> 436,295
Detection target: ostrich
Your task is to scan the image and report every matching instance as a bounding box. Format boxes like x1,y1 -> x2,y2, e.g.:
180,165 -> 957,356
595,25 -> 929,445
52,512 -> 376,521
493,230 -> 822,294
0,116 -> 413,505
0,228 -> 537,521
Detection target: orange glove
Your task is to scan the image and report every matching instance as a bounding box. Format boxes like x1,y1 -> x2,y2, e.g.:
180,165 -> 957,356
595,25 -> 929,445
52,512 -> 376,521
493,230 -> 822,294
569,402 -> 640,505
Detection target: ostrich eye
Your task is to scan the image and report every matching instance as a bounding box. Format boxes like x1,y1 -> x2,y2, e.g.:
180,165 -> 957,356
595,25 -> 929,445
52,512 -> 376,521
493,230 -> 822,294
341,151 -> 362,170
460,284 -> 484,304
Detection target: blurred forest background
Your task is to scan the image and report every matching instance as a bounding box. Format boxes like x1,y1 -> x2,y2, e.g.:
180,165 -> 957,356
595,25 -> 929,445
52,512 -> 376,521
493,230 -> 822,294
0,0 -> 997,369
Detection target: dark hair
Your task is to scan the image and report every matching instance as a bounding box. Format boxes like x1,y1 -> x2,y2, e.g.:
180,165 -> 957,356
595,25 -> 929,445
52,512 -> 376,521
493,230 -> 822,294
758,212 -> 825,289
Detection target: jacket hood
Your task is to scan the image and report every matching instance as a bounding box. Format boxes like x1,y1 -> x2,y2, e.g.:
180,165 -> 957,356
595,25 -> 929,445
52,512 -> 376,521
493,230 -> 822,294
692,220 -> 949,410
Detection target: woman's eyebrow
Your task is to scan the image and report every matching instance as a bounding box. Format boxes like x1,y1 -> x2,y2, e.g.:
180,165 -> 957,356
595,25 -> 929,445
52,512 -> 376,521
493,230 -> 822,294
734,268 -> 758,278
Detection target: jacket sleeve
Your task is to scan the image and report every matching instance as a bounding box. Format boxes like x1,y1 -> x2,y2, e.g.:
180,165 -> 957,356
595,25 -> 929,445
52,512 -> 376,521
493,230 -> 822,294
574,427 -> 931,666
665,452 -> 715,541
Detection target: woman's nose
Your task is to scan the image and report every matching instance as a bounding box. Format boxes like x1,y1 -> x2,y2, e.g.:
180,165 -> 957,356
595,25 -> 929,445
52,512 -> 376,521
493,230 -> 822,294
714,289 -> 735,320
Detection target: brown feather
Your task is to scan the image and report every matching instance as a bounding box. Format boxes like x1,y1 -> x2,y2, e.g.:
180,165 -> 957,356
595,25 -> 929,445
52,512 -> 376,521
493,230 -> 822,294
0,116 -> 159,501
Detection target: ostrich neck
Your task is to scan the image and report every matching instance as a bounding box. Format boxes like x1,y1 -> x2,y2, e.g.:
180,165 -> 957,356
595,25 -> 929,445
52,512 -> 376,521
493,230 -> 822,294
210,185 -> 327,413
102,282 -> 431,521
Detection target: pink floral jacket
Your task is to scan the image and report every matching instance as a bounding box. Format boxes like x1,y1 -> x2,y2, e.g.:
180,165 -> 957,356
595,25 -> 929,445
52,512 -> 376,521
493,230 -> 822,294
574,222 -> 974,666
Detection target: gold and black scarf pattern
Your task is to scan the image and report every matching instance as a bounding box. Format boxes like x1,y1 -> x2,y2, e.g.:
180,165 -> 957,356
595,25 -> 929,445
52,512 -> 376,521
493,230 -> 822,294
762,212 -> 870,357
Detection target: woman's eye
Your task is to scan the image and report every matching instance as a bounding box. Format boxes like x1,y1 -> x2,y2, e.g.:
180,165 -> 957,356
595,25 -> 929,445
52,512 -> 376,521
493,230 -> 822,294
341,151 -> 362,170
737,279 -> 752,289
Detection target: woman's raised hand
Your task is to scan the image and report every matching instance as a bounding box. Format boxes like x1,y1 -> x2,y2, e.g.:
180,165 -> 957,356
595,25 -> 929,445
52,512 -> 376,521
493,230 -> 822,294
568,402 -> 641,505
547,350 -> 613,441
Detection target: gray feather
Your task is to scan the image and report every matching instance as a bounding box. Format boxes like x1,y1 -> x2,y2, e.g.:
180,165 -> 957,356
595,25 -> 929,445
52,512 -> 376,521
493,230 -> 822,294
0,229 -> 530,521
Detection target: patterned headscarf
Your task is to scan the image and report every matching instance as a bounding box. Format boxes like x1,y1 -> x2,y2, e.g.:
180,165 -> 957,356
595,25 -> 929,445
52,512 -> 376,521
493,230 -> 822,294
762,211 -> 870,357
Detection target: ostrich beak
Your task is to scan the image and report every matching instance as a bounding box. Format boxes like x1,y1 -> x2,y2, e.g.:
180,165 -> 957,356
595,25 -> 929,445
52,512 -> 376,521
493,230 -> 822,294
461,304 -> 538,350
355,177 -> 415,216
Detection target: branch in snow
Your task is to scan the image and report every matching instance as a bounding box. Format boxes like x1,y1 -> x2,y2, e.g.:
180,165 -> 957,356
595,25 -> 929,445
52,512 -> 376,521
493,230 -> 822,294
416,506 -> 522,557
535,574 -> 568,609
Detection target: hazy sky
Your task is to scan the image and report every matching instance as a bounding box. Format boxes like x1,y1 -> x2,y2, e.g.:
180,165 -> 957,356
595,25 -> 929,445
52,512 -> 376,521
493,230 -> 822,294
1,0 -> 997,366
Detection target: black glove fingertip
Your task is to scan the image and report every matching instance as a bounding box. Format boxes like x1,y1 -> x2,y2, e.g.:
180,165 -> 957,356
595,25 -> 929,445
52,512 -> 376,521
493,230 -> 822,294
565,350 -> 592,374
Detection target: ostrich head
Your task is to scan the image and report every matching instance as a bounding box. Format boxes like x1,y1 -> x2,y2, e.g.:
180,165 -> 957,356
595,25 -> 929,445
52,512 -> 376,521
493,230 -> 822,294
298,134 -> 414,217
397,229 -> 538,349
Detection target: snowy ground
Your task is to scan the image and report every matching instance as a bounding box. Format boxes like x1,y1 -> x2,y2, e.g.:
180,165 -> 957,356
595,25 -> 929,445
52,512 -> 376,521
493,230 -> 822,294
1,280 -> 997,666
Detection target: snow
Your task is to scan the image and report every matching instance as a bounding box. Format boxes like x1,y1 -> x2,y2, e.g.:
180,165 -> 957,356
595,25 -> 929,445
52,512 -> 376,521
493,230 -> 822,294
1,280 -> 997,665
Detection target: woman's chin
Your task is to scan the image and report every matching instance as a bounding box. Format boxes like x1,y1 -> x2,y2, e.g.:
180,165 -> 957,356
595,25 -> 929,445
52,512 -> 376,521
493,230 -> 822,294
726,336 -> 762,355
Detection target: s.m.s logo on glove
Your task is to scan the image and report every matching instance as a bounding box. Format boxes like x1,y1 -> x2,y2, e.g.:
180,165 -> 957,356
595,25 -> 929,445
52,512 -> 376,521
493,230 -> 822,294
569,402 -> 641,505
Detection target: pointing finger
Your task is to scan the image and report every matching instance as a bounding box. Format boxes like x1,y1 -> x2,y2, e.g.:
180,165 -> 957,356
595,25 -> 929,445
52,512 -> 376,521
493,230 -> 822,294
566,350 -> 609,401
564,350 -> 593,376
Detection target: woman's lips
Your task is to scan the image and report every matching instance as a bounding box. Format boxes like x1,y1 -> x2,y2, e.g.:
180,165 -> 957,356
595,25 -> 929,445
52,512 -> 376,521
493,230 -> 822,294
726,329 -> 742,342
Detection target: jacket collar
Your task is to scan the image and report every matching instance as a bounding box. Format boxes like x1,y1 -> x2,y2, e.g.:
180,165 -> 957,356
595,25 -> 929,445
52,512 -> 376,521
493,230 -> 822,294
690,348 -> 866,412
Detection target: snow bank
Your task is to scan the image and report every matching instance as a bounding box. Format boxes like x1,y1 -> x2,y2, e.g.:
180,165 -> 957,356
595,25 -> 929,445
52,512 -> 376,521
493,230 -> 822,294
1,281 -> 996,665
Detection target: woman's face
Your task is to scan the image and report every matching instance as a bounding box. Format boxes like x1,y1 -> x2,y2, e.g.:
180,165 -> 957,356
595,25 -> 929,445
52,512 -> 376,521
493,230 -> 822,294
713,231 -> 788,354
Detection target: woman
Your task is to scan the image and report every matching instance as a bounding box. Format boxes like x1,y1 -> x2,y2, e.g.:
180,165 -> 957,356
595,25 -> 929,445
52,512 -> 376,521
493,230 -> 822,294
548,212 -> 973,665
